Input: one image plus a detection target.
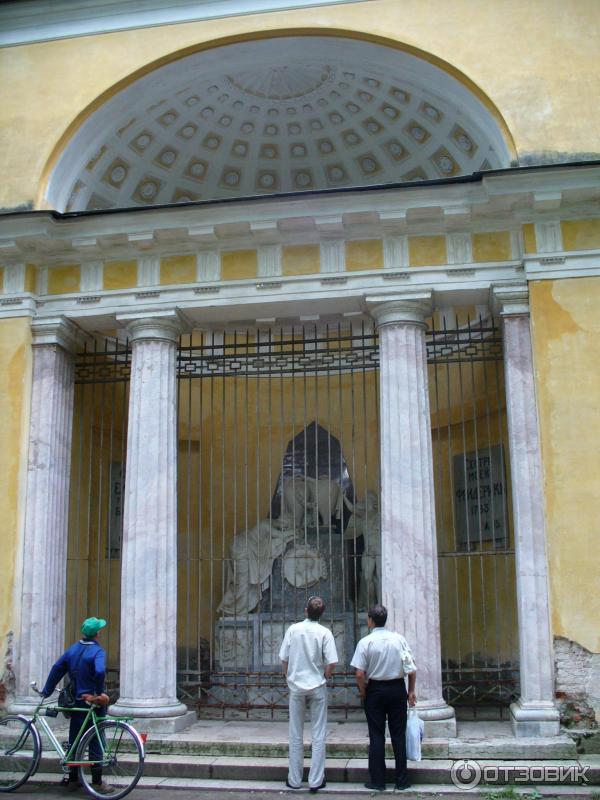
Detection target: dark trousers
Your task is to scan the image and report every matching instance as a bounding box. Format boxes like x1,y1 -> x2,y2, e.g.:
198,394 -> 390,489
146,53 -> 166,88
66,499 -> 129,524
68,705 -> 107,783
364,679 -> 408,788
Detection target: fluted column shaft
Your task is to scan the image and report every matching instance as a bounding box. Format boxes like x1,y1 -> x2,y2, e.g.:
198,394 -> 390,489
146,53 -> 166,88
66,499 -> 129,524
12,317 -> 80,709
369,293 -> 456,735
111,314 -> 187,720
494,285 -> 560,736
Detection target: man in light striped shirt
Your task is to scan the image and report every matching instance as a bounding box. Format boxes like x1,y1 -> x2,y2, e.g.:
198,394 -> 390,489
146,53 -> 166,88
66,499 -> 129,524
279,596 -> 338,793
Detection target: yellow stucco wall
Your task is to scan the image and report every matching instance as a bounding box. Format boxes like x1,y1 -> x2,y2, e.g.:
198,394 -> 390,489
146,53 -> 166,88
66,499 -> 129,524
103,260 -> 137,290
530,278 -> 600,652
0,0 -> 599,210
561,219 -> 600,252
472,231 -> 512,263
345,240 -> 384,271
522,223 -> 537,254
0,317 -> 32,667
409,235 -> 447,267
282,244 -> 320,276
221,250 -> 258,281
48,264 -> 81,294
160,254 -> 196,285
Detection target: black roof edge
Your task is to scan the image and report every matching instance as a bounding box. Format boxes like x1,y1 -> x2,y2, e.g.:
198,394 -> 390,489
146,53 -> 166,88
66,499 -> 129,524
2,159 -> 600,223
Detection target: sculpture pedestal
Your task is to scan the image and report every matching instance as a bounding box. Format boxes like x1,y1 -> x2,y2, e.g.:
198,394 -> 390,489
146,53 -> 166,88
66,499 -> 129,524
211,611 -> 362,713
207,529 -> 362,715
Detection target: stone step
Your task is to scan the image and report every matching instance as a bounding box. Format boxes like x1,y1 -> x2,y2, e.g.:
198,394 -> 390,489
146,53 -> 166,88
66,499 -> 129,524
147,734 -> 578,760
24,774 -> 600,796
7,718 -> 579,761
29,753 -> 599,786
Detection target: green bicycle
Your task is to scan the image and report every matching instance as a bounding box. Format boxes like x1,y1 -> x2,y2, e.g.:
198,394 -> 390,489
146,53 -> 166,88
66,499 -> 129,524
0,683 -> 144,799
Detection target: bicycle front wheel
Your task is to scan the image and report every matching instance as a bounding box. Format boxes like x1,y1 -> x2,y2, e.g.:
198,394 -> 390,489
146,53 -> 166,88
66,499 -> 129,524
0,715 -> 41,792
76,720 -> 144,800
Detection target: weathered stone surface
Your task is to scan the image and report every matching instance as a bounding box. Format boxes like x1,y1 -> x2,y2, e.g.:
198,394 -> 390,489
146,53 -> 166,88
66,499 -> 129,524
555,635 -> 600,729
111,314 -> 188,725
369,292 -> 456,735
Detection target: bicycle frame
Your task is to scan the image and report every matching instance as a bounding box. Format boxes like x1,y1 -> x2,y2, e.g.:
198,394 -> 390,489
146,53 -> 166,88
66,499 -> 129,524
25,694 -> 137,772
33,705 -> 96,766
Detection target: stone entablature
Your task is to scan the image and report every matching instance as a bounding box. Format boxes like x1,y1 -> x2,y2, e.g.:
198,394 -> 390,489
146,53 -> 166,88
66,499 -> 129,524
0,164 -> 599,328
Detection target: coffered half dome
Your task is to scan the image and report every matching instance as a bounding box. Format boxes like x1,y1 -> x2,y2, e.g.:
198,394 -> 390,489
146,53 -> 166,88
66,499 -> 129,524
47,35 -> 513,212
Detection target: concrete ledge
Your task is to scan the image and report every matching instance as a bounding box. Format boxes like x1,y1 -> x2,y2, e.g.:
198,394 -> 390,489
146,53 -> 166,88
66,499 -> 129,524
23,774 -> 599,795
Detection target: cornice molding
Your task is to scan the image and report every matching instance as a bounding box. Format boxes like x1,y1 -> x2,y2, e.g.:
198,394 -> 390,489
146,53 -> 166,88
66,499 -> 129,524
0,260 -> 520,327
524,249 -> 600,281
0,0 -> 369,48
1,164 -> 599,265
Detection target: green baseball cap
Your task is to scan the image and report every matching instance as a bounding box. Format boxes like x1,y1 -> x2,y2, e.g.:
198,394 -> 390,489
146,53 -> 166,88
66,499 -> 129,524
81,617 -> 107,637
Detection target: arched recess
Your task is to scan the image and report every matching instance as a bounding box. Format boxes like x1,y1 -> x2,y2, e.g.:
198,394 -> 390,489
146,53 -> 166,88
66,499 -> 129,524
44,31 -> 515,212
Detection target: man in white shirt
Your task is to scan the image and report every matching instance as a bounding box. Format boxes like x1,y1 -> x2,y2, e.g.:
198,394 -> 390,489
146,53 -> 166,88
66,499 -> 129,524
279,596 -> 339,793
350,603 -> 417,792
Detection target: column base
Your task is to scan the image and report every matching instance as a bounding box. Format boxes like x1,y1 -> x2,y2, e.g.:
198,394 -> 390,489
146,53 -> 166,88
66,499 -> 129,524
115,710 -> 197,734
109,697 -> 193,733
416,700 -> 457,737
510,699 -> 560,737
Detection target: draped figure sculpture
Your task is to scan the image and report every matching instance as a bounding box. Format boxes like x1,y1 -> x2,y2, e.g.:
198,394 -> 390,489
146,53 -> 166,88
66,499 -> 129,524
344,490 -> 381,609
218,514 -> 298,616
281,476 -> 345,529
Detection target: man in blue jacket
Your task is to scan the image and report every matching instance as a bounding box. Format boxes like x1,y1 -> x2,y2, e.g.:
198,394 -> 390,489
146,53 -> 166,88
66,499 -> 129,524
42,617 -> 114,794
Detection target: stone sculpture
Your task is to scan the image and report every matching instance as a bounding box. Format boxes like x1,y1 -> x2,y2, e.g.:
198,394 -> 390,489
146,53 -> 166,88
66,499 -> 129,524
283,543 -> 328,588
281,476 -> 345,528
218,514 -> 298,616
344,490 -> 381,609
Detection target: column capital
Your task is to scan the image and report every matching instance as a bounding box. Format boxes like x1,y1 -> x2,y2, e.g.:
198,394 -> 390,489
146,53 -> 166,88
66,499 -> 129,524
491,282 -> 530,318
116,308 -> 187,344
365,290 -> 433,328
31,315 -> 85,352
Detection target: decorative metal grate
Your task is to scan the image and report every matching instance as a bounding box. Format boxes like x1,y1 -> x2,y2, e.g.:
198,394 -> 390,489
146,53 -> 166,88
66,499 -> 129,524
68,313 -> 517,717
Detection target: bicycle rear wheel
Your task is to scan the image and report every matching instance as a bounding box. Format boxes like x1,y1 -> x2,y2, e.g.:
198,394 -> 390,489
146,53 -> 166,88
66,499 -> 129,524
76,720 -> 144,800
0,715 -> 41,792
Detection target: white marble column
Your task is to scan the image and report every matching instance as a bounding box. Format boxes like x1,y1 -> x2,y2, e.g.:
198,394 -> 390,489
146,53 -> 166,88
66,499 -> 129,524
367,292 -> 456,736
111,311 -> 191,731
11,317 -> 81,711
492,284 -> 560,737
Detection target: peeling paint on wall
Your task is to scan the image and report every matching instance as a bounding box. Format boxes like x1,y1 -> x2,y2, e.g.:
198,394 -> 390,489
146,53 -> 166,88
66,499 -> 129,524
0,630 -> 15,708
554,635 -> 599,731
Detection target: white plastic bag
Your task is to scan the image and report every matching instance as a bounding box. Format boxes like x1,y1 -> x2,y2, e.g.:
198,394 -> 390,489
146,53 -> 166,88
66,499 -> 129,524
406,707 -> 424,761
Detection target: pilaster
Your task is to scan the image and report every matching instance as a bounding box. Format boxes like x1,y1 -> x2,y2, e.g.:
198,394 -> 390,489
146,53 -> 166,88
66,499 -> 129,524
492,282 -> 560,737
